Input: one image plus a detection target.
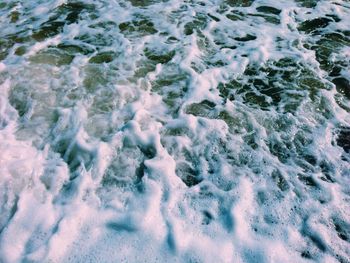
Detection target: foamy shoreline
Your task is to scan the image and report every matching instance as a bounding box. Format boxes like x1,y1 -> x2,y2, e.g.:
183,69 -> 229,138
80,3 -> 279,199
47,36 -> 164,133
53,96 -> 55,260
0,0 -> 349,262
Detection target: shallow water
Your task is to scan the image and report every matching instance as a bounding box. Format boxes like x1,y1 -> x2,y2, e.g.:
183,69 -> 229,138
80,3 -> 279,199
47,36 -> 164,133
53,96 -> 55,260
0,0 -> 349,262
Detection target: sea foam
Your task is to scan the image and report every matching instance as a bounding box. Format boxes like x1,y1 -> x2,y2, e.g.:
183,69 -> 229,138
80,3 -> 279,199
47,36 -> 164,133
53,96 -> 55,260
0,0 -> 349,262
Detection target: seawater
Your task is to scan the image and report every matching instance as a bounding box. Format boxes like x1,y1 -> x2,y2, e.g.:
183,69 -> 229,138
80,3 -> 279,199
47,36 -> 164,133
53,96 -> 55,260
0,0 -> 349,262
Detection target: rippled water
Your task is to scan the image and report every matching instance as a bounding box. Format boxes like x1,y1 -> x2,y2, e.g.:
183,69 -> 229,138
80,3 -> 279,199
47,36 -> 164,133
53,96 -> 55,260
0,0 -> 349,262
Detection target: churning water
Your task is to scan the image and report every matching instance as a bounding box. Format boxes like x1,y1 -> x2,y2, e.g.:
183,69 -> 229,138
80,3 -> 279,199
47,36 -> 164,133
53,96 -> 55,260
0,0 -> 349,262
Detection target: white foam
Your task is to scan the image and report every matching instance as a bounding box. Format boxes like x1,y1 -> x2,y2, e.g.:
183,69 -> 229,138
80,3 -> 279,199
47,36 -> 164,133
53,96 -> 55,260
0,0 -> 350,262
